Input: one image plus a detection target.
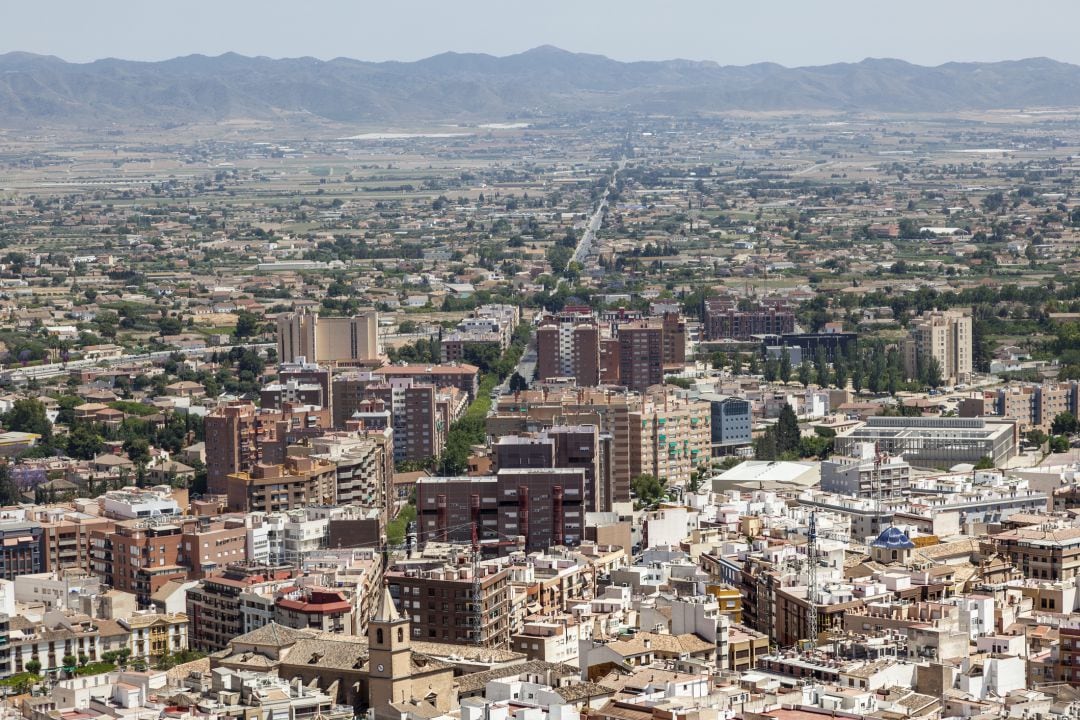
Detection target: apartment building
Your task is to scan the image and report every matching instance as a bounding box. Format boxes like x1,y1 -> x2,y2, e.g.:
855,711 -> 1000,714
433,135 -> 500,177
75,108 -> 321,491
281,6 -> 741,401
536,308 -> 602,385
992,526 -> 1080,582
89,519 -> 186,606
205,401 -> 259,495
276,309 -> 380,365
364,379 -> 444,463
28,506 -> 114,573
617,319 -> 665,393
308,433 -> 388,513
703,298 -> 795,340
385,560 -> 511,646
635,387 -> 712,485
902,308 -> 973,385
375,362 -> 480,400
186,563 -> 296,651
489,387 -> 642,508
416,468 -> 586,552
226,455 -> 338,513
821,444 -> 912,499
0,521 -> 43,580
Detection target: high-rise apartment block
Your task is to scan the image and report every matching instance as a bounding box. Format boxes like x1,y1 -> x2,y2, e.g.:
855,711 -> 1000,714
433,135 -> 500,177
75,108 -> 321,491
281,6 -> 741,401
902,308 -> 973,385
205,401 -> 260,495
276,309 -> 380,365
536,307 -> 602,386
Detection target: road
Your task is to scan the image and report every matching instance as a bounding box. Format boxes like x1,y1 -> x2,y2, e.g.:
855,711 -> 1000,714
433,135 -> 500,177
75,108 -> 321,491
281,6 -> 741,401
0,342 -> 276,384
560,158 -> 626,285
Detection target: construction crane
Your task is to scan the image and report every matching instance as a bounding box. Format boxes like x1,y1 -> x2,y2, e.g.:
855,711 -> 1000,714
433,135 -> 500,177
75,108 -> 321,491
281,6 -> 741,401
803,510 -> 853,650
806,511 -> 819,645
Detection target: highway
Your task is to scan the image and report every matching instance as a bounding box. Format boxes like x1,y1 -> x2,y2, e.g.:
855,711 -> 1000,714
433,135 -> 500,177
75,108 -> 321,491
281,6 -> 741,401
0,342 -> 276,384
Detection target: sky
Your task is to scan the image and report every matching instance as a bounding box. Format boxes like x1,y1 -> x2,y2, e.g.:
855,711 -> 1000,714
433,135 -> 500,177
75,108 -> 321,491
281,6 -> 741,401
5,0 -> 1080,67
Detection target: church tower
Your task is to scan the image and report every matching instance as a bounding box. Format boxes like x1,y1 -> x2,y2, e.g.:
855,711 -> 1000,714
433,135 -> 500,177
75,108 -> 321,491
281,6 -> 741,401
367,585 -> 412,711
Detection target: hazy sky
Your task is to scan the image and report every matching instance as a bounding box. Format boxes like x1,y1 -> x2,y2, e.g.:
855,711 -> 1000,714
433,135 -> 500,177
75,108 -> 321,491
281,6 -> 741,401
6,0 -> 1080,67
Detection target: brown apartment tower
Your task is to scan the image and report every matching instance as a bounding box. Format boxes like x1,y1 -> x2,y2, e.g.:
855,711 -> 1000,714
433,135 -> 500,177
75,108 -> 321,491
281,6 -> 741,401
536,307 -> 601,385
204,401 -> 259,495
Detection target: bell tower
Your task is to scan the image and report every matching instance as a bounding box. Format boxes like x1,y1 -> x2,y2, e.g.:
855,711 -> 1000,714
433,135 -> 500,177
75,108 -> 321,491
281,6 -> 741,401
368,585 -> 412,710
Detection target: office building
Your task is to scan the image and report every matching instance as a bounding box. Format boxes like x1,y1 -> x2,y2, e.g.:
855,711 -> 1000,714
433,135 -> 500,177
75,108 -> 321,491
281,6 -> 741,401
695,393 -> 752,455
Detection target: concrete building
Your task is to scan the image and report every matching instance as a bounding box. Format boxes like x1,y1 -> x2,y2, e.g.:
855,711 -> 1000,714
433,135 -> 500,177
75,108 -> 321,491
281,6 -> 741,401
902,308 -> 973,385
276,309 -> 380,365
821,444 -> 912,499
834,416 -> 1016,468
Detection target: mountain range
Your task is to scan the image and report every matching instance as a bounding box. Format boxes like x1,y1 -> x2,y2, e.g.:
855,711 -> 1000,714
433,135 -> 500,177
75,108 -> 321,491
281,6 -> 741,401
2,47 -> 1080,127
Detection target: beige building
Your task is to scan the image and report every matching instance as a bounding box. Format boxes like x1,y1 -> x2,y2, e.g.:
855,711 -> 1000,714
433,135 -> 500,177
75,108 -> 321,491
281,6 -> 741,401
635,386 -> 712,486
277,309 -> 380,365
902,308 -> 972,385
226,455 -> 338,513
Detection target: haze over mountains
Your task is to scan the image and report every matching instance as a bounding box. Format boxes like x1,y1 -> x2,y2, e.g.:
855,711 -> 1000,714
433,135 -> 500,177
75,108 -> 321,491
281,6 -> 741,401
2,46 -> 1080,126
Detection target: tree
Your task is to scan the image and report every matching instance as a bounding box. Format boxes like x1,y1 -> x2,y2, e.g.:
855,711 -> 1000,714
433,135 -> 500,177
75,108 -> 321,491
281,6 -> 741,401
63,653 -> 77,670
234,311 -> 260,338
0,464 -> 20,506
798,360 -> 813,388
631,474 -> 665,509
763,355 -> 779,382
157,316 -> 182,337
923,356 -> 944,389
775,404 -> 801,456
123,437 -> 151,466
753,430 -> 778,461
25,659 -> 41,675
1052,411 -> 1078,436
1,398 -> 52,439
778,348 -> 792,384
509,372 -> 528,394
1050,435 -> 1071,454
974,456 -> 996,470
66,425 -> 104,460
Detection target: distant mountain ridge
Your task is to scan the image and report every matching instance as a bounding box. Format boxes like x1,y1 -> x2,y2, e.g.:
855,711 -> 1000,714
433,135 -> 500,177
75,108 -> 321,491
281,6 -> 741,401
1,47 -> 1079,126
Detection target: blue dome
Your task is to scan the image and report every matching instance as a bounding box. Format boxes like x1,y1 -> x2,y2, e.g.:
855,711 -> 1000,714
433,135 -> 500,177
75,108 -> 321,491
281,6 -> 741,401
871,526 -> 915,550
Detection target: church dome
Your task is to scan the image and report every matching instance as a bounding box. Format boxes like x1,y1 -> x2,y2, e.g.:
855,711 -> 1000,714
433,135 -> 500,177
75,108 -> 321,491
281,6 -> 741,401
871,526 -> 915,550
